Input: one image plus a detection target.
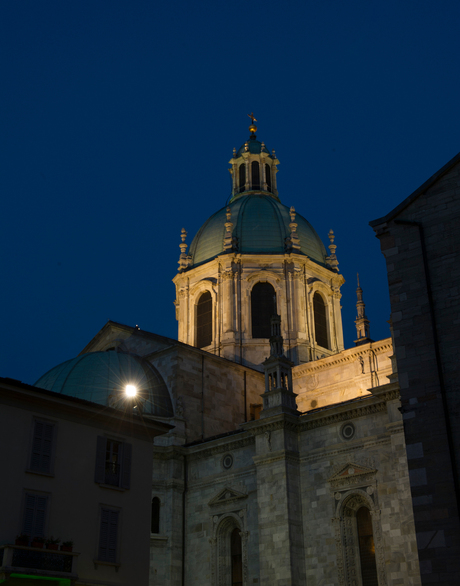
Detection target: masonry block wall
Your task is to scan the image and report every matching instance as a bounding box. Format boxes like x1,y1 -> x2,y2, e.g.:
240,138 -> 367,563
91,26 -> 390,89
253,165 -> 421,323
371,155 -> 460,584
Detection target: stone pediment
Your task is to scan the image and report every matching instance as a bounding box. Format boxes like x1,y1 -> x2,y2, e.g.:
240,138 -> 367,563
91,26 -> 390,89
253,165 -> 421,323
208,487 -> 248,507
328,462 -> 377,489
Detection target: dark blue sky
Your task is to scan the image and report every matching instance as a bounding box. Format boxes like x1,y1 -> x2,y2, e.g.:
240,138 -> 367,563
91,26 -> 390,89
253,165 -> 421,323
2,1 -> 459,384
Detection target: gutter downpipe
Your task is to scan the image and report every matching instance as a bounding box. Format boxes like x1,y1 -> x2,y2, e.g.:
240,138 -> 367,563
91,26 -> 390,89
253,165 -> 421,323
395,219 -> 460,513
181,453 -> 188,586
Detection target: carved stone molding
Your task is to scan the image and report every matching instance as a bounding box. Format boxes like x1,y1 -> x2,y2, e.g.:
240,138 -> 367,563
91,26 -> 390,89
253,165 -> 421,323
210,507 -> 249,586
334,491 -> 387,586
299,401 -> 387,431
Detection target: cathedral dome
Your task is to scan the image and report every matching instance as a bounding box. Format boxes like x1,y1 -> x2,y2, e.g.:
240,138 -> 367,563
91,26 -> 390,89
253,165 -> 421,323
236,137 -> 274,157
34,350 -> 174,417
189,193 -> 328,267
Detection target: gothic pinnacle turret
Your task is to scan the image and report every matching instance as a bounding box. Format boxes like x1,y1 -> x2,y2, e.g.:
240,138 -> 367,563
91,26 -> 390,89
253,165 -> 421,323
354,274 -> 373,345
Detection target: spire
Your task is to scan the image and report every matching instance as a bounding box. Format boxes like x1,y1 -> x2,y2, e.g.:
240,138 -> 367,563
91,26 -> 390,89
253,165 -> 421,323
354,273 -> 373,345
260,315 -> 298,419
248,112 -> 257,137
178,228 -> 190,272
269,314 -> 284,357
327,230 -> 339,272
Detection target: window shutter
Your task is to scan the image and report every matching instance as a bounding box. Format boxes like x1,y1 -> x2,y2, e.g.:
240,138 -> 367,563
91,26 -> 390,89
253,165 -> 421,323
30,421 -> 54,473
23,494 -> 47,537
95,436 -> 107,483
99,508 -> 119,562
107,511 -> 119,562
121,442 -> 132,489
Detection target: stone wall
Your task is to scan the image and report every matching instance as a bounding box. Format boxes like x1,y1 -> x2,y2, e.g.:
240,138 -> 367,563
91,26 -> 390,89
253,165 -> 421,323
372,156 -> 460,584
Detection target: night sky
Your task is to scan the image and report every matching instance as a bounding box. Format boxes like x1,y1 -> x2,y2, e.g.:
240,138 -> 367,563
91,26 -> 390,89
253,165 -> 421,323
2,1 -> 459,385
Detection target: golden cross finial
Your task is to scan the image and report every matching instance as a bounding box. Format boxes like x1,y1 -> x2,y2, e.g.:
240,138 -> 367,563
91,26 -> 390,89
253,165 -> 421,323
247,112 -> 257,123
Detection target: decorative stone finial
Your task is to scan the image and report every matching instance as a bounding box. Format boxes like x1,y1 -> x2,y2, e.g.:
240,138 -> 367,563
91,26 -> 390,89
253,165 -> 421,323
261,142 -> 265,151
223,206 -> 234,251
244,142 -> 249,152
178,228 -> 189,271
286,206 -> 300,252
354,273 -> 373,345
327,229 -> 339,272
233,147 -> 236,157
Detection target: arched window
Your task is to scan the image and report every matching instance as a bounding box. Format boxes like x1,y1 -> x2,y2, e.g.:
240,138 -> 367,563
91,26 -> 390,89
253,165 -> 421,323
239,164 -> 246,193
265,163 -> 272,192
212,515 -> 246,586
251,161 -> 260,190
197,291 -> 212,348
313,292 -> 328,349
151,497 -> 160,534
231,528 -> 243,586
335,493 -> 385,586
251,282 -> 276,338
357,507 -> 378,586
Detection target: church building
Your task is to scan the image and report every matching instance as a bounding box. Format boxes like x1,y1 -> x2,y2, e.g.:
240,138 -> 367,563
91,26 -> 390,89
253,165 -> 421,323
2,120 -> 430,586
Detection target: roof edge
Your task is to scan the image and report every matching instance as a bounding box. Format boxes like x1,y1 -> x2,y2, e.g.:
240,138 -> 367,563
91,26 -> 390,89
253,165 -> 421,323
370,150 -> 460,228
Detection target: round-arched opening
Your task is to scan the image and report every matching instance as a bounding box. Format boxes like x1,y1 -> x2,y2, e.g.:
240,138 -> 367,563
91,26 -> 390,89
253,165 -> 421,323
265,163 -> 272,192
356,507 -> 378,586
151,497 -> 160,534
231,528 -> 243,586
313,292 -> 329,349
197,291 -> 212,348
251,282 -> 276,338
251,161 -> 260,190
239,163 -> 246,193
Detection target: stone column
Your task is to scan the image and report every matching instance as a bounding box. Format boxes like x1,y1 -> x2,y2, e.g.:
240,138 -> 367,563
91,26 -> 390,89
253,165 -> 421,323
222,269 -> 234,335
249,418 -> 306,585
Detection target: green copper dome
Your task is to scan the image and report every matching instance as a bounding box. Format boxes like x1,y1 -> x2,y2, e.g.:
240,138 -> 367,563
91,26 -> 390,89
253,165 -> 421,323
236,136 -> 274,157
34,350 -> 174,417
189,193 -> 328,267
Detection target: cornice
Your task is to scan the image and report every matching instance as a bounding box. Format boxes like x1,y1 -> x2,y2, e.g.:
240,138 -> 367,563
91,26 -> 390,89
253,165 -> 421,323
300,437 -> 392,464
186,434 -> 255,461
253,449 -> 300,467
293,339 -> 392,378
299,400 -> 388,431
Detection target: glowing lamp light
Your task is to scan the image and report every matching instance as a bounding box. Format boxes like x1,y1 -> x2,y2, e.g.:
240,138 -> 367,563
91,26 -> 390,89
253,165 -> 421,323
125,384 -> 137,398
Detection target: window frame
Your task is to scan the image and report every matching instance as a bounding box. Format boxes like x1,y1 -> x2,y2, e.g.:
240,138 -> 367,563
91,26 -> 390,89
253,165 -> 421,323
95,436 -> 132,490
27,418 -> 56,476
21,491 -> 50,538
97,505 -> 121,565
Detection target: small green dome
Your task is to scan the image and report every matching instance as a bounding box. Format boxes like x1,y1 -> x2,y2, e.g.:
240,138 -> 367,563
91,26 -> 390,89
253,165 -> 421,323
236,136 -> 274,157
189,193 -> 327,267
34,351 -> 174,417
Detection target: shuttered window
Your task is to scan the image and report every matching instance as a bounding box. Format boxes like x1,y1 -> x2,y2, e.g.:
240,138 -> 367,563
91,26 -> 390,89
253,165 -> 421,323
196,291 -> 212,348
251,282 -> 276,339
23,493 -> 48,537
357,507 -> 378,586
313,292 -> 329,349
95,437 -> 132,489
30,421 -> 55,474
151,497 -> 160,534
251,161 -> 260,190
99,508 -> 119,563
